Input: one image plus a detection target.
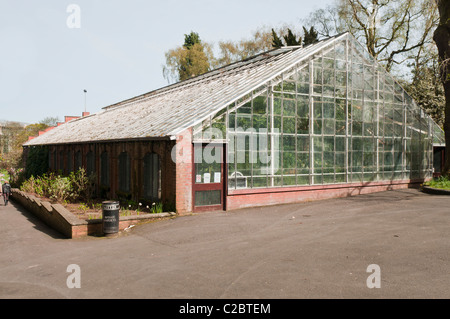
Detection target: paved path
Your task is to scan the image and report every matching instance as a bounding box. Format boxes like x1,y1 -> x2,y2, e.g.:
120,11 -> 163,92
1,188 -> 450,299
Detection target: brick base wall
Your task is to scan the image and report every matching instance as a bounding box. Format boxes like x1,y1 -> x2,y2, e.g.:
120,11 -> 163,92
226,179 -> 424,211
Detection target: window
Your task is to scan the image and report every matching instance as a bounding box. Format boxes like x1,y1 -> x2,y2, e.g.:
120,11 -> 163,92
75,151 -> 82,171
59,151 -> 64,172
143,153 -> 161,202
52,150 -> 57,171
100,151 -> 109,187
118,152 -> 131,193
86,151 -> 95,176
67,150 -> 73,173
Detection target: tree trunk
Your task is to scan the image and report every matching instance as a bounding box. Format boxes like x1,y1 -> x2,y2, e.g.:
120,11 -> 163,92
433,1 -> 450,176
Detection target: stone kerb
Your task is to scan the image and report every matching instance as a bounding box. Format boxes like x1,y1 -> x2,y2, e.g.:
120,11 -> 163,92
421,185 -> 450,195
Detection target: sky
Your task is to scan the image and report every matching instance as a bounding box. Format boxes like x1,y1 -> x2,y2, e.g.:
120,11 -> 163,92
0,0 -> 334,125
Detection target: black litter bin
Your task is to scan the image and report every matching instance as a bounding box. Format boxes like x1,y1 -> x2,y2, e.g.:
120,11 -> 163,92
102,201 -> 120,235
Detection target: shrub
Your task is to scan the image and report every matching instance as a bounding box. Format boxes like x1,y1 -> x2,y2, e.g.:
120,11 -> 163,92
68,168 -> 95,202
20,168 -> 92,203
47,175 -> 73,202
20,175 -> 37,194
425,176 -> 450,190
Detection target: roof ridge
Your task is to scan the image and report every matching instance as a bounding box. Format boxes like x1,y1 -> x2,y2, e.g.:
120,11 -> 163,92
102,34 -> 348,112
102,46 -> 301,111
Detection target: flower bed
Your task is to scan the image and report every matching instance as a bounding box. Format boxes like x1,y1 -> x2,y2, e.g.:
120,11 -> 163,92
11,189 -> 176,239
421,176 -> 450,195
63,201 -> 164,221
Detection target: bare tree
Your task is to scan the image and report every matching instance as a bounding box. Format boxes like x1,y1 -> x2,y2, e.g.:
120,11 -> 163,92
304,0 -> 439,73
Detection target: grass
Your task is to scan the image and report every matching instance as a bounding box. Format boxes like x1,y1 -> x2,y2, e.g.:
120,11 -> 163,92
424,176 -> 450,190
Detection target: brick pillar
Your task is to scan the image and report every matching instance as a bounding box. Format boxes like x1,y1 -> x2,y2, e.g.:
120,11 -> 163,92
175,128 -> 193,215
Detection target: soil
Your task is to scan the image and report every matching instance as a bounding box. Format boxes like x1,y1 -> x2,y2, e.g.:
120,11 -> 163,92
22,192 -> 149,221
63,202 -> 152,221
63,202 -> 103,221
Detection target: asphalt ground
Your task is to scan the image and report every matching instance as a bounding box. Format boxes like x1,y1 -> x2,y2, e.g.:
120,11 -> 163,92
0,188 -> 449,300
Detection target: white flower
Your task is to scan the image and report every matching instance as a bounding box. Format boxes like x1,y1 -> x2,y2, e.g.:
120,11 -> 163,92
139,203 -> 142,206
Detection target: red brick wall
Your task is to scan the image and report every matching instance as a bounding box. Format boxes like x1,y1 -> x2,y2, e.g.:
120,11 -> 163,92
226,179 -> 422,211
174,128 -> 193,215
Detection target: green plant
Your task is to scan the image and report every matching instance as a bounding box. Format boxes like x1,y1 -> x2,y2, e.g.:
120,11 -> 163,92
68,168 -> 94,202
47,175 -> 73,202
88,214 -> 99,220
136,202 -> 143,214
19,168 -> 90,203
78,203 -> 89,214
425,176 -> 450,190
151,202 -> 163,214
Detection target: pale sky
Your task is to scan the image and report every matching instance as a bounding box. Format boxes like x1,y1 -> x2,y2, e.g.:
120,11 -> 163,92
0,0 -> 334,124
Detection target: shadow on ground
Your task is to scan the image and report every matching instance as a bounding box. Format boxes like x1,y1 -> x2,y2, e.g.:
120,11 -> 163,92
10,199 -> 66,240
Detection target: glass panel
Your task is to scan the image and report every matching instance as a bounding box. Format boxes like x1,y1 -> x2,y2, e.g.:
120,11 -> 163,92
297,153 -> 309,174
283,117 -> 296,134
297,118 -> 309,134
194,146 -> 221,184
283,80 -> 296,93
283,152 -> 296,172
297,136 -> 310,152
297,95 -> 309,117
283,98 -> 296,116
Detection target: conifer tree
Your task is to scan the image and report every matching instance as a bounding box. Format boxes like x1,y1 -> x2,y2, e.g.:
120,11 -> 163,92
283,28 -> 301,46
271,29 -> 284,48
183,32 -> 201,49
302,26 -> 319,46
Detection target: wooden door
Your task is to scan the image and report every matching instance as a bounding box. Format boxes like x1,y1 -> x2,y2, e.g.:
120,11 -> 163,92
192,144 -> 225,212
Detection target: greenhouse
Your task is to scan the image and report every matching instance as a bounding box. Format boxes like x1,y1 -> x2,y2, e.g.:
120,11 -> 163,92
24,32 -> 445,214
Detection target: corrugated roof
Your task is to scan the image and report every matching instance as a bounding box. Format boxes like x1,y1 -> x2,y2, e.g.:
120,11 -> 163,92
24,33 -> 345,146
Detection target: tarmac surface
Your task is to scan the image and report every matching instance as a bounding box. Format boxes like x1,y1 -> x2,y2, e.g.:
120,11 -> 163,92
0,188 -> 450,299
